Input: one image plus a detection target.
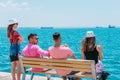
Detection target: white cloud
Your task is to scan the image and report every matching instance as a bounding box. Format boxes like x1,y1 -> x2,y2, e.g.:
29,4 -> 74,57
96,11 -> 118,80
0,0 -> 29,10
6,0 -> 18,7
0,3 -> 6,8
21,2 -> 28,6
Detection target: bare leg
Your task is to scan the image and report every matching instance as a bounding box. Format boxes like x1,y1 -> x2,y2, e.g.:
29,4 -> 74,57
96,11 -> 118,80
11,61 -> 17,80
62,76 -> 66,80
16,61 -> 21,80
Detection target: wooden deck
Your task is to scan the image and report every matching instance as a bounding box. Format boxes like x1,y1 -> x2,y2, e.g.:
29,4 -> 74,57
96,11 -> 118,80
0,72 -> 62,80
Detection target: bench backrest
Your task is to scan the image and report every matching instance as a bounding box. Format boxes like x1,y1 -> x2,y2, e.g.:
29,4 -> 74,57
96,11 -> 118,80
19,56 -> 96,79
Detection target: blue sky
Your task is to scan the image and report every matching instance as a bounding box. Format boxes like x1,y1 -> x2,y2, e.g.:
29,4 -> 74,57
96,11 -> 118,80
0,0 -> 120,27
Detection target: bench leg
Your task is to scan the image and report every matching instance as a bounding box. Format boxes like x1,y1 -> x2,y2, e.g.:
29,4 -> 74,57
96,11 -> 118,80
30,73 -> 34,80
22,73 -> 26,80
92,78 -> 97,80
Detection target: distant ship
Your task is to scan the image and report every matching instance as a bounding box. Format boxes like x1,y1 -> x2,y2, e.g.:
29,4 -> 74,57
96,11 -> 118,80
108,25 -> 115,28
41,27 -> 53,29
96,26 -> 103,28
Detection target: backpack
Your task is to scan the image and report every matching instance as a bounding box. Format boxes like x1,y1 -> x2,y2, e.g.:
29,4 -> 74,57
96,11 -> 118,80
97,71 -> 110,80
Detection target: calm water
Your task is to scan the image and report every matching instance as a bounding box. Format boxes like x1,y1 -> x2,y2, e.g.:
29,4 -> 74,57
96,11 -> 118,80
0,28 -> 120,80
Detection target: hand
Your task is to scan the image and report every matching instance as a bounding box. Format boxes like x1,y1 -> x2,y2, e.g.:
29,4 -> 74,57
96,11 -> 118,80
97,45 -> 102,52
47,50 -> 50,58
98,40 -> 102,46
18,54 -> 21,56
17,39 -> 22,44
18,36 -> 24,43
63,44 -> 68,47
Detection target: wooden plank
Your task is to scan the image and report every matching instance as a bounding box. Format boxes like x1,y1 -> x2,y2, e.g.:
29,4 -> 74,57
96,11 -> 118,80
91,61 -> 96,80
23,64 -> 92,72
23,61 -> 92,69
23,60 -> 91,66
22,58 -> 92,65
22,57 -> 92,63
28,69 -> 93,78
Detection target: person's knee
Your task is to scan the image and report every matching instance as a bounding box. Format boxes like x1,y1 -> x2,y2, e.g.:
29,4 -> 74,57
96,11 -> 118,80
12,61 -> 17,65
16,61 -> 20,65
16,61 -> 21,68
12,62 -> 17,69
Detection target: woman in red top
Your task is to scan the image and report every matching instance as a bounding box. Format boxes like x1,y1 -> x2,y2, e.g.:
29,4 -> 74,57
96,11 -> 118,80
7,19 -> 23,80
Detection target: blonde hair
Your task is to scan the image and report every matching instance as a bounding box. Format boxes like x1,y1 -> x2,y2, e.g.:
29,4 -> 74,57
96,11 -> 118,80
82,37 -> 96,52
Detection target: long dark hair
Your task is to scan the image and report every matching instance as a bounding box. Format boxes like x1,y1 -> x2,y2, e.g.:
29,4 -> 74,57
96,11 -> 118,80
82,37 -> 96,52
7,24 -> 14,38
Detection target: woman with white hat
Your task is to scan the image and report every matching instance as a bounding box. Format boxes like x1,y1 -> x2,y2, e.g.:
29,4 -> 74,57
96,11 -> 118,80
81,31 -> 103,74
7,19 -> 23,80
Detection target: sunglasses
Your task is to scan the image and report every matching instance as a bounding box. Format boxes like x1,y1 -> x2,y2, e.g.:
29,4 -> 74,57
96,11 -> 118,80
35,38 -> 39,40
32,37 -> 39,40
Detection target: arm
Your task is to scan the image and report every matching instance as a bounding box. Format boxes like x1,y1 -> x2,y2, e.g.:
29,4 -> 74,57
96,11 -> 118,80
81,38 -> 86,60
81,49 -> 85,60
37,46 -> 49,57
71,55 -> 76,59
67,47 -> 76,59
97,45 -> 103,62
14,31 -> 24,43
18,36 -> 24,43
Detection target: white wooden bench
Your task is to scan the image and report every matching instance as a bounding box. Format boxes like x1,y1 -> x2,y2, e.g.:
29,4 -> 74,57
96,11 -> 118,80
19,56 -> 97,80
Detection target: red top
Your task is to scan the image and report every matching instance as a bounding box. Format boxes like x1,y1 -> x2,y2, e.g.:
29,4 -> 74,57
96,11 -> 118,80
9,30 -> 21,44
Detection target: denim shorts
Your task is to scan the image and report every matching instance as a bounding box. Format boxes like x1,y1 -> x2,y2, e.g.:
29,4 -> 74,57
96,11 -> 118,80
9,44 -> 21,62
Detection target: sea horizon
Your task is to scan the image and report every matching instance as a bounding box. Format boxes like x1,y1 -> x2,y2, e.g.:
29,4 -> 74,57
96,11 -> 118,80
0,26 -> 120,29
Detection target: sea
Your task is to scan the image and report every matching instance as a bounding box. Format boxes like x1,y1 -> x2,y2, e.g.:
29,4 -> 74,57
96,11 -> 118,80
0,27 -> 120,80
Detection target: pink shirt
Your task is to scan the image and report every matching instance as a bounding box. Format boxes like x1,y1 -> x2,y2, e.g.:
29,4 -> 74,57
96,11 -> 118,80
23,43 -> 49,72
49,46 -> 73,76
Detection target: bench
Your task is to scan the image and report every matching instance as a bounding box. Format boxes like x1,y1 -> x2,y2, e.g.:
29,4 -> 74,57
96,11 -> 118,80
19,56 -> 97,80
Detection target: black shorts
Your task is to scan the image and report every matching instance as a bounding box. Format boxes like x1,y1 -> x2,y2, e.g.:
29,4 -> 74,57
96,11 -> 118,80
10,55 -> 19,62
9,44 -> 20,62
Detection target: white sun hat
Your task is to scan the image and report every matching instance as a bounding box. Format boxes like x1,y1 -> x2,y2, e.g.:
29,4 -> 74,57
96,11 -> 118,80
8,18 -> 18,25
86,31 -> 95,38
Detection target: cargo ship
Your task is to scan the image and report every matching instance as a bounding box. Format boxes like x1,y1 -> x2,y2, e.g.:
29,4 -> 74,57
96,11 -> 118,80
41,27 -> 53,29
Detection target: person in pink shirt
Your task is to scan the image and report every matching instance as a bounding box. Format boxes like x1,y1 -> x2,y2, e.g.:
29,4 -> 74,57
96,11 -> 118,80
23,33 -> 50,80
49,32 -> 79,80
23,33 -> 49,58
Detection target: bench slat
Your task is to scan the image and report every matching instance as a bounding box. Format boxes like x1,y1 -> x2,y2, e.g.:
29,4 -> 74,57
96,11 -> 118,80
23,64 -> 92,72
28,69 -> 93,78
22,58 -> 92,65
23,61 -> 91,69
